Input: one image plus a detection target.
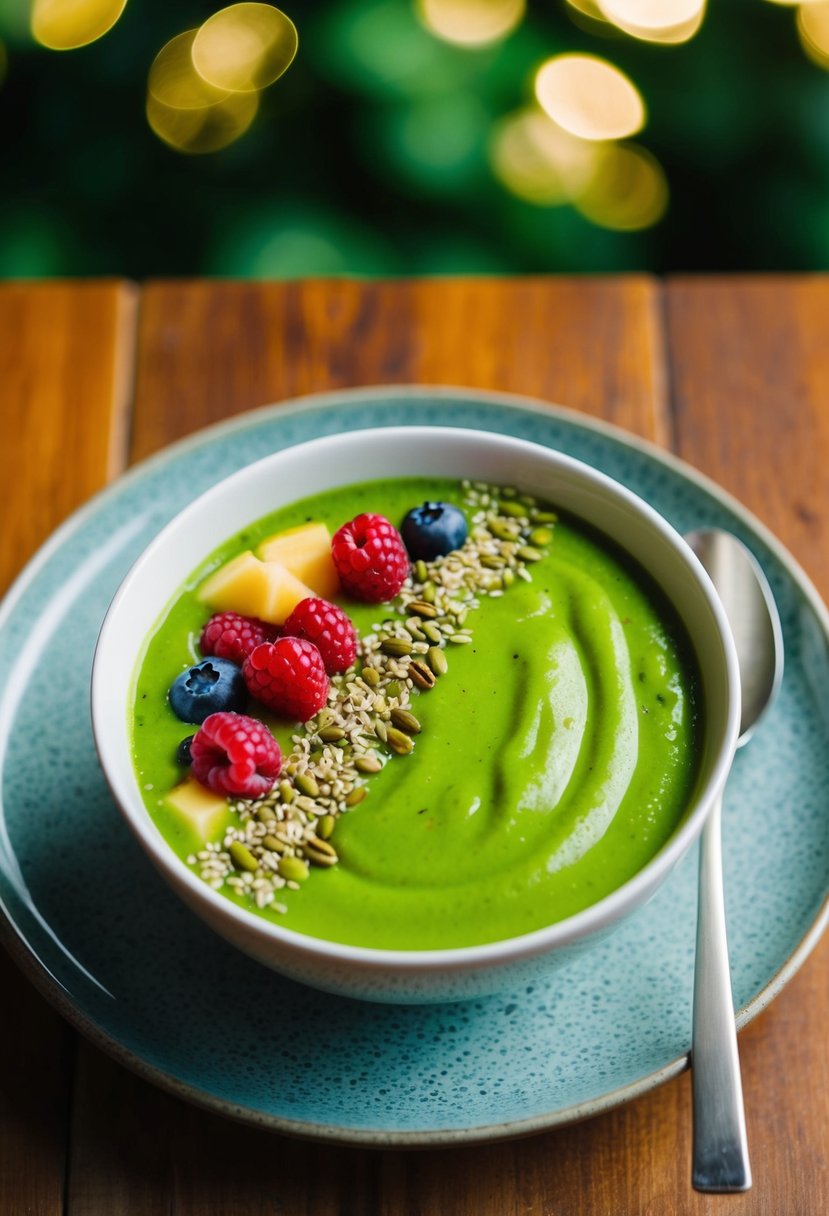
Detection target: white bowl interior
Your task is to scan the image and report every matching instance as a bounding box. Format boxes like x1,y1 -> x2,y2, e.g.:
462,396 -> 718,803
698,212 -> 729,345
92,427 -> 739,979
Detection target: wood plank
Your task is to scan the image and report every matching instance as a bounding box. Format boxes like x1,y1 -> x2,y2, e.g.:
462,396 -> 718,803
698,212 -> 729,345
665,275 -> 829,1214
69,276 -> 678,1215
129,276 -> 668,461
0,280 -> 137,1216
0,281 -> 136,595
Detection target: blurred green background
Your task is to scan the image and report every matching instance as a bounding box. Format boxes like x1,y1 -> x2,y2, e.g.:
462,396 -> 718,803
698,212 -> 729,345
2,0 -> 829,278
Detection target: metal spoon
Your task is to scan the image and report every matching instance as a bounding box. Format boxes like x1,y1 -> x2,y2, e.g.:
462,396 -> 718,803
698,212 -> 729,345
685,528 -> 784,1193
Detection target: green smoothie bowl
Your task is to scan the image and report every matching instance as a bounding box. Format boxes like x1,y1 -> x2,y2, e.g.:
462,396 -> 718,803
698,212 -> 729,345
92,426 -> 740,1003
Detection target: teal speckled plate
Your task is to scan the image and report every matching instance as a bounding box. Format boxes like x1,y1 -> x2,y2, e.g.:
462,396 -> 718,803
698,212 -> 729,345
1,388 -> 827,1146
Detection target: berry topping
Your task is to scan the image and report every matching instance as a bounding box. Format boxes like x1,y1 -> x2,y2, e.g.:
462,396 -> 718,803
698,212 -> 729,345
169,657 -> 247,724
282,597 -> 357,674
243,638 -> 329,721
200,612 -> 277,666
190,712 -> 282,799
331,513 -> 409,602
176,735 -> 194,766
401,501 -> 468,561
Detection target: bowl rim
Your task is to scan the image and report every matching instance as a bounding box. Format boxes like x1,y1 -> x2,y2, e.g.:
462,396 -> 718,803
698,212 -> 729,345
91,424 -> 741,974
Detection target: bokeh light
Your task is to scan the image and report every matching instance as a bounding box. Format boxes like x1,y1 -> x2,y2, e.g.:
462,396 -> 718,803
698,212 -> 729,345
191,3 -> 298,93
598,0 -> 705,44
146,30 -> 259,155
416,0 -> 525,47
490,107 -> 597,205
565,0 -> 612,28
574,142 -> 668,230
798,3 -> 829,68
30,0 -> 127,51
535,54 -> 645,141
148,30 -> 230,110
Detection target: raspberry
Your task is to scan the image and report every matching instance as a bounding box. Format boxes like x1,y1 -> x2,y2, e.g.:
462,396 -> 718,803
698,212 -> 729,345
331,513 -> 409,602
190,712 -> 282,799
282,597 -> 357,674
200,612 -> 277,666
243,638 -> 329,721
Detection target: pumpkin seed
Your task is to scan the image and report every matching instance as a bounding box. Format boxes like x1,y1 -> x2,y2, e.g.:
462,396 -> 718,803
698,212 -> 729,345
414,559 -> 428,583
318,725 -> 345,743
255,803 -> 277,824
361,666 -> 380,687
533,510 -> 557,524
501,485 -> 517,498
454,606 -> 468,626
316,708 -> 335,731
480,554 -> 505,569
427,646 -> 448,676
355,752 -> 382,773
489,518 -> 518,541
449,633 -> 472,645
420,581 -> 436,604
502,567 -> 515,588
409,659 -> 436,690
409,599 -> 438,619
229,841 -> 259,873
386,726 -> 414,755
318,814 -> 336,839
375,719 -> 388,743
386,680 -> 402,699
295,772 -> 320,798
391,707 -> 421,735
278,856 -> 309,882
529,527 -> 552,547
500,500 -> 527,518
345,786 -> 366,807
517,545 -> 542,563
279,780 -> 295,804
380,637 -> 413,657
262,833 -> 288,854
422,621 -> 443,644
304,838 -> 338,867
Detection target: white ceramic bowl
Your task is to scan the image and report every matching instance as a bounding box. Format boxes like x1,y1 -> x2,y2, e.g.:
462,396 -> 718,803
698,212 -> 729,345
92,426 -> 740,1003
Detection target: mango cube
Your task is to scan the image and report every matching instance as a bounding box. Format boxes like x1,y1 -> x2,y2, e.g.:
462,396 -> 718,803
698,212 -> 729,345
257,522 -> 339,600
197,551 -> 315,625
166,777 -> 229,842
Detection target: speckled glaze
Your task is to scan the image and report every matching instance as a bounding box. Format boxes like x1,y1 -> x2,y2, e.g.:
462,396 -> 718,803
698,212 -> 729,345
0,388 -> 827,1144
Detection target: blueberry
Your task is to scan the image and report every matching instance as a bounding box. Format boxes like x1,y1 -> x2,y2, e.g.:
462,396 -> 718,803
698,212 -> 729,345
168,657 -> 246,724
176,735 -> 194,765
401,502 -> 468,561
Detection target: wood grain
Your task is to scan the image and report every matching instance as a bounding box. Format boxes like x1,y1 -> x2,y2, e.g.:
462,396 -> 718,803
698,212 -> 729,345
129,277 -> 669,461
0,280 -> 137,1215
0,281 -> 136,596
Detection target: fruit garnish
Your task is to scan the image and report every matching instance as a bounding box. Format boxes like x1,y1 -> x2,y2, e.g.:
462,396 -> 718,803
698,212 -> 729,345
282,597 -> 357,674
168,657 -> 247,724
257,522 -> 339,600
197,551 -> 317,625
331,513 -> 409,602
400,501 -> 468,560
190,711 -> 282,799
242,637 -> 329,720
200,611 -> 278,665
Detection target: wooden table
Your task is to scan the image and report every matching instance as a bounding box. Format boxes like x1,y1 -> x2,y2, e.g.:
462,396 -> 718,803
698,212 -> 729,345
1,276 -> 827,1215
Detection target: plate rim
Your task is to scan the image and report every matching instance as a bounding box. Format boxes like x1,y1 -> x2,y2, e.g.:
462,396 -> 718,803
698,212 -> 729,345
1,383 -> 827,1147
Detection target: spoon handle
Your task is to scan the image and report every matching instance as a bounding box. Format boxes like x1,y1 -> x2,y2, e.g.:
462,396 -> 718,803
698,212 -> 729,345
691,794 -> 752,1192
